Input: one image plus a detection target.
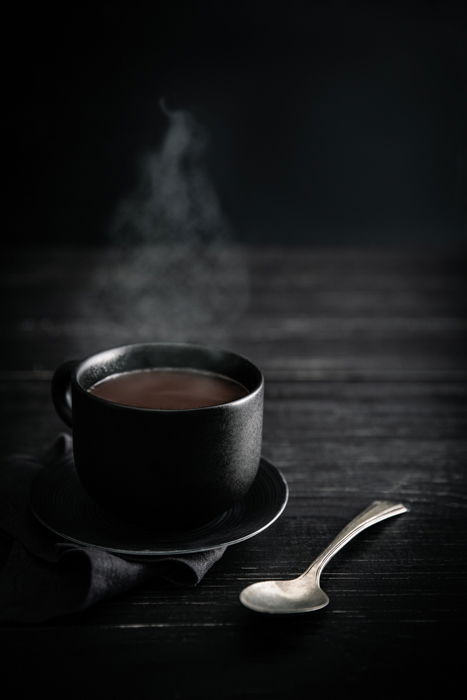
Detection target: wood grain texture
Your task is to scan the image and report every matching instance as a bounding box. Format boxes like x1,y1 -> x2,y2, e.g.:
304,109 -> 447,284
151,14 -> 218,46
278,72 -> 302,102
1,246 -> 466,698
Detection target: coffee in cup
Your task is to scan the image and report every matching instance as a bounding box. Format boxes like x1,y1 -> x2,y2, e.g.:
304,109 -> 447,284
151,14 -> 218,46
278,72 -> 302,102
52,343 -> 263,530
88,368 -> 248,410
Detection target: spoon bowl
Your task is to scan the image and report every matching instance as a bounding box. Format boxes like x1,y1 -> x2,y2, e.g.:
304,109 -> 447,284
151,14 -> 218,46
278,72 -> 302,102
240,500 -> 408,614
240,578 -> 330,614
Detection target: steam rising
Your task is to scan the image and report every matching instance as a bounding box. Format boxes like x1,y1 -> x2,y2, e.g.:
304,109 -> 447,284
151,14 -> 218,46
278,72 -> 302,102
79,103 -> 248,346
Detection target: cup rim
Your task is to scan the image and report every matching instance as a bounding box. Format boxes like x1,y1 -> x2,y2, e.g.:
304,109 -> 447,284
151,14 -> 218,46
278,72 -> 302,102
72,341 -> 264,413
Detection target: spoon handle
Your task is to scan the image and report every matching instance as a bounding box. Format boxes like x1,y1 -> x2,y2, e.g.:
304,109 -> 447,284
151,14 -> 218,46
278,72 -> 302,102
302,500 -> 408,580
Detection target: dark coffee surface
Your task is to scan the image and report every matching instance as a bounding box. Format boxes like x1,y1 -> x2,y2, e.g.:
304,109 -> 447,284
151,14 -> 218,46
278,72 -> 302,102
88,369 -> 248,409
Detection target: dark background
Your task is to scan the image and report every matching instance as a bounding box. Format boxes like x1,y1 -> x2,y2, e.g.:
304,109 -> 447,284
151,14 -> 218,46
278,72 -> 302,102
4,0 -> 467,246
1,5 -> 467,696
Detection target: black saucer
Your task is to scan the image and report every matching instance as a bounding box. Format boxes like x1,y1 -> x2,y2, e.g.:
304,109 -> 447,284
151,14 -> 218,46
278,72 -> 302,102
30,457 -> 288,556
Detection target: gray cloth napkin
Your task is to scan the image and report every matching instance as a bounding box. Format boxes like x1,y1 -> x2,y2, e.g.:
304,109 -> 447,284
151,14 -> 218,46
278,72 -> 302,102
0,434 -> 226,623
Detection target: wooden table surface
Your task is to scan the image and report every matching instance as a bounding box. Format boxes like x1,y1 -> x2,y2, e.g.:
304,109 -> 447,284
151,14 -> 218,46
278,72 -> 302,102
1,246 -> 466,697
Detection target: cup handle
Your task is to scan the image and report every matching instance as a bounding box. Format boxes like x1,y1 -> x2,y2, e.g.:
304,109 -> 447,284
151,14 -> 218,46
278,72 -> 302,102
51,360 -> 78,427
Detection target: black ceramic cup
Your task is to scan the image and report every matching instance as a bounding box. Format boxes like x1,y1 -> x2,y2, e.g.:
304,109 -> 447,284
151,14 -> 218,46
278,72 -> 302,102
52,343 -> 264,530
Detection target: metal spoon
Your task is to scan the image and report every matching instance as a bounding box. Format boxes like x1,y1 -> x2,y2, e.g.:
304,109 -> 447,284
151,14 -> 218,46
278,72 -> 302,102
240,500 -> 408,614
